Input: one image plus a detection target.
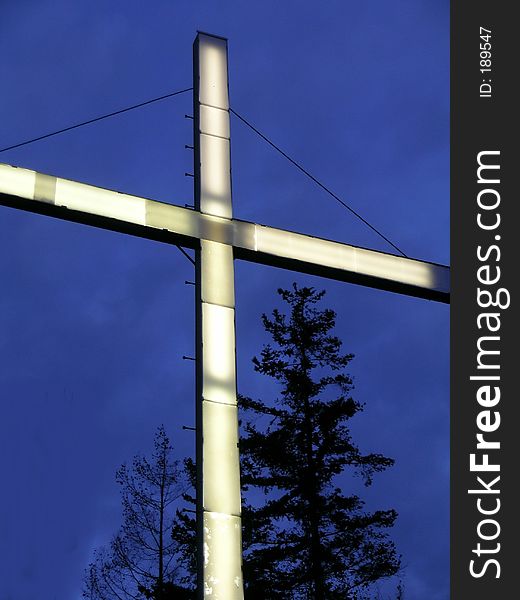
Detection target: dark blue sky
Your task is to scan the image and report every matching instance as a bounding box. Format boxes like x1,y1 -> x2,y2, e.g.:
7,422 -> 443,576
0,2 -> 449,598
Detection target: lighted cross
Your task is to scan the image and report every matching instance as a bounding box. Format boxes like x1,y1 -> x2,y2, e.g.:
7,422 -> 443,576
0,32 -> 449,600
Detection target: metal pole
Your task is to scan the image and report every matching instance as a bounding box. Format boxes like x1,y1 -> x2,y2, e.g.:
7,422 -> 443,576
193,32 -> 244,599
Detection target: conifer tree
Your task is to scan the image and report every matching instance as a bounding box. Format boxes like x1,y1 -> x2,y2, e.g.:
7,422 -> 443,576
239,284 -> 401,599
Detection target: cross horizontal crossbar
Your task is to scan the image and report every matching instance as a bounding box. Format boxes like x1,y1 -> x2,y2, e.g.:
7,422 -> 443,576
0,163 -> 449,302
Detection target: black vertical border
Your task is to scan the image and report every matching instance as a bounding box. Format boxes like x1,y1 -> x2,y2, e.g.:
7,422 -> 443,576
451,2 -> 517,597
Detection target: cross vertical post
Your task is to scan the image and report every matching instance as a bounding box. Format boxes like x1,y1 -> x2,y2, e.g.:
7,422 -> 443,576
193,33 -> 244,599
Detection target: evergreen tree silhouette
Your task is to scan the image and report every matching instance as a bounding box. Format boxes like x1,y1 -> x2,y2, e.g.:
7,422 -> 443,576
239,284 -> 401,599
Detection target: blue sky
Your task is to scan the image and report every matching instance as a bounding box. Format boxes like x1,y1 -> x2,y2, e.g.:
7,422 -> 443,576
0,1 -> 449,598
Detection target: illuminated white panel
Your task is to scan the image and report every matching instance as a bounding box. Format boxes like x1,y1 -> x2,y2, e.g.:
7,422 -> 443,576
203,512 -> 243,599
256,225 -> 354,267
56,179 -> 146,226
198,35 -> 229,110
0,164 -> 36,200
355,247 -> 433,288
203,401 -> 241,515
255,225 -> 434,290
202,241 -> 235,308
145,200 -> 201,239
200,134 -> 232,218
200,104 -> 230,139
202,302 -> 236,404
